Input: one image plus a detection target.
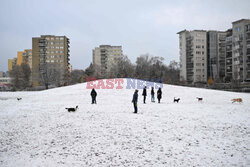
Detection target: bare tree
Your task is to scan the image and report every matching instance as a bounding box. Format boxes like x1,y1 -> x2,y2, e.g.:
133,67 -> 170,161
69,70 -> 84,84
40,64 -> 60,89
21,63 -> 31,88
9,65 -> 24,90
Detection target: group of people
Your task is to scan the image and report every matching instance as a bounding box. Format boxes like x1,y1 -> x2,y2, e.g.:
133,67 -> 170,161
132,86 -> 162,113
90,86 -> 162,114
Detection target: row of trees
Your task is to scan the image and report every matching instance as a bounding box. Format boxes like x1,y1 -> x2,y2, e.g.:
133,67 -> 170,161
72,54 -> 180,85
9,63 -> 31,90
8,54 -> 180,90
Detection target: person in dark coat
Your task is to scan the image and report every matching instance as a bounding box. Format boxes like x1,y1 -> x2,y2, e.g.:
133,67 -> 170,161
151,87 -> 155,102
132,90 -> 138,113
91,88 -> 97,104
142,86 -> 147,104
157,88 -> 162,103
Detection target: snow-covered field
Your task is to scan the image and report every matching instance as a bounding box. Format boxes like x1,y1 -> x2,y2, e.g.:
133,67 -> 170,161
0,79 -> 249,167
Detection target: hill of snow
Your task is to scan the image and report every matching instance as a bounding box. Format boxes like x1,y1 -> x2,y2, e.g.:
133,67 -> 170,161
0,79 -> 249,166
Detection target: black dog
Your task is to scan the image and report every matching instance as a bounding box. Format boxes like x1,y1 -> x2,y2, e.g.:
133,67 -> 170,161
196,97 -> 203,102
17,98 -> 22,101
173,97 -> 180,103
66,106 -> 78,112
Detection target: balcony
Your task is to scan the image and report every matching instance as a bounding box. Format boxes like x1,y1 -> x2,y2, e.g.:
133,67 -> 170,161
246,28 -> 250,33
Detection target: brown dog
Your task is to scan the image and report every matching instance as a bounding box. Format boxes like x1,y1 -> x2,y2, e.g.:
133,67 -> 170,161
232,98 -> 242,103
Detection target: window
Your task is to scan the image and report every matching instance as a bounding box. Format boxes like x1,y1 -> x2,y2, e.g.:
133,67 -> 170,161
60,37 -> 64,40
60,46 -> 64,49
202,45 -> 204,49
235,27 -> 241,32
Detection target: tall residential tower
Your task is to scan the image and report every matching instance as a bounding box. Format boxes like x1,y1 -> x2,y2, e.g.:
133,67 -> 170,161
32,35 -> 70,86
92,45 -> 123,76
178,30 -> 207,83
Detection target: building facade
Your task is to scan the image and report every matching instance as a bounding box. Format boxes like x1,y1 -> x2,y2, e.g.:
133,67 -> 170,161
32,35 -> 70,86
232,19 -> 250,82
207,31 -> 227,81
8,49 -> 32,73
178,30 -> 207,83
92,45 -> 123,76
8,58 -> 17,72
225,29 -> 233,82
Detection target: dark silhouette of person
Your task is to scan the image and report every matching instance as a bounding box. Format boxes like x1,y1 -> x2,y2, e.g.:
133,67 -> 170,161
132,90 -> 138,113
142,86 -> 147,104
151,87 -> 155,102
157,88 -> 162,103
91,88 -> 97,104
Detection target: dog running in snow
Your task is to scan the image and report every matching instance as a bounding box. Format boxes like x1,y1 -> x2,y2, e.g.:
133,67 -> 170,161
66,106 -> 78,112
196,97 -> 203,102
17,98 -> 22,101
173,97 -> 180,103
231,98 -> 242,103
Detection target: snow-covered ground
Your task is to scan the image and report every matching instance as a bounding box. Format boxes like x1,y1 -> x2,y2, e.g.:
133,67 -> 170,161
0,79 -> 249,167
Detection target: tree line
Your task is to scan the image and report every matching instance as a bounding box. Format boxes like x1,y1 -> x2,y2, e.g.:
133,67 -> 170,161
76,54 -> 180,85
9,54 -> 180,90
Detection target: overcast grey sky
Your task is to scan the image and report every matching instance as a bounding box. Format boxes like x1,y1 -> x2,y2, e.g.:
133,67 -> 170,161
0,0 -> 250,71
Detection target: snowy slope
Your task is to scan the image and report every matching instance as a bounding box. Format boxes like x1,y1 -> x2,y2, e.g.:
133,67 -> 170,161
0,79 -> 249,167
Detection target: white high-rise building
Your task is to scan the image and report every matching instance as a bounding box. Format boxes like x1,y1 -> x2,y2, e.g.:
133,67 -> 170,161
178,30 -> 207,84
92,45 -> 123,76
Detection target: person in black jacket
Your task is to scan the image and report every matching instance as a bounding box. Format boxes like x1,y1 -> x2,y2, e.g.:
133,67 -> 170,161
91,88 -> 97,104
132,90 -> 138,113
142,86 -> 147,104
157,88 -> 162,103
151,87 -> 155,102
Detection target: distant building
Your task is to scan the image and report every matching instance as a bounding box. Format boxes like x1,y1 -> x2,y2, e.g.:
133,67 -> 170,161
8,49 -> 32,72
0,77 -> 12,86
92,45 -> 123,76
207,31 -> 227,81
0,71 -> 4,77
8,58 -> 17,72
232,19 -> 250,82
178,30 -> 207,83
32,35 -> 70,86
23,49 -> 33,70
225,29 -> 233,82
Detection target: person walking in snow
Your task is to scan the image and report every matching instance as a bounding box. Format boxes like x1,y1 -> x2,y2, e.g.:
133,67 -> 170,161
151,87 -> 155,102
91,88 -> 97,104
142,86 -> 147,104
132,90 -> 138,113
157,88 -> 162,103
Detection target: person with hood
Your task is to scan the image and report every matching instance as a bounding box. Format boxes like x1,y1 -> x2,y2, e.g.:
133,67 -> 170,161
151,87 -> 155,102
157,88 -> 162,103
142,86 -> 147,104
91,88 -> 97,104
132,89 -> 138,113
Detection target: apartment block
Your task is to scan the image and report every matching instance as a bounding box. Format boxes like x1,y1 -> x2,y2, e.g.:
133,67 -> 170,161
23,49 -> 32,70
207,31 -> 227,81
178,30 -> 207,83
225,29 -> 233,81
232,19 -> 250,82
32,35 -> 70,86
8,58 -> 17,72
92,45 -> 123,76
